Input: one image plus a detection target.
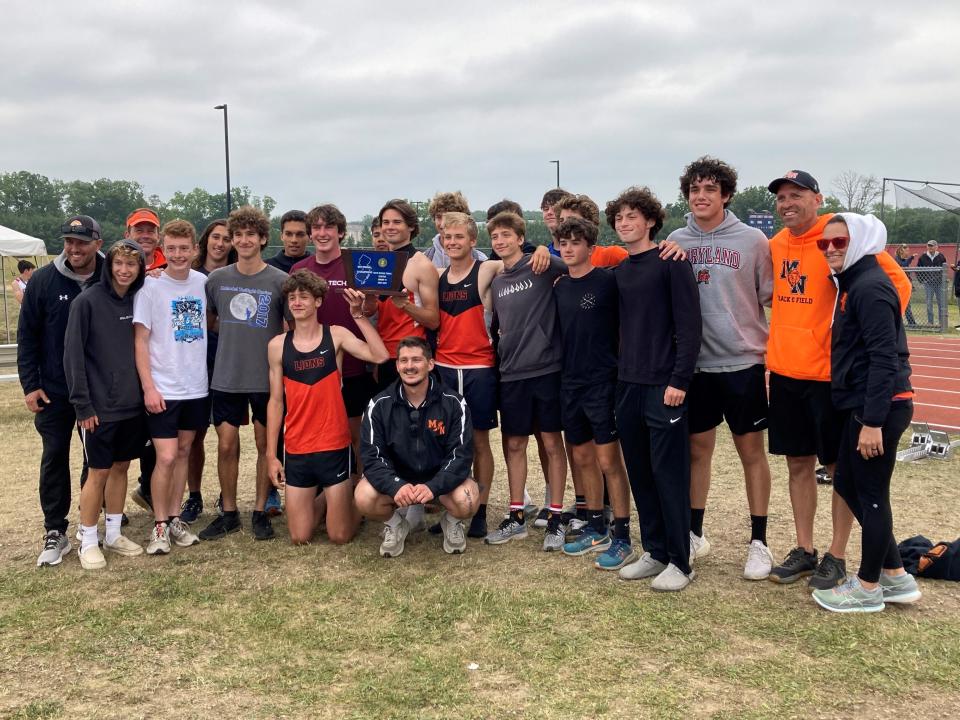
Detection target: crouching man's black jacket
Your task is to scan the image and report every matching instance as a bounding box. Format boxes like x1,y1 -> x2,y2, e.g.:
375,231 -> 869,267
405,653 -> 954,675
361,376 -> 473,498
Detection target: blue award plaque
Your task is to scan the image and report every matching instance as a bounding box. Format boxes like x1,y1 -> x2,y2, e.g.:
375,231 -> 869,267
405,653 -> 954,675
341,249 -> 409,295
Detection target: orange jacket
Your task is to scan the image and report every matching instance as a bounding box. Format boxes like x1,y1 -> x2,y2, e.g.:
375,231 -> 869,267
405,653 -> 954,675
767,214 -> 910,381
591,244 -> 628,267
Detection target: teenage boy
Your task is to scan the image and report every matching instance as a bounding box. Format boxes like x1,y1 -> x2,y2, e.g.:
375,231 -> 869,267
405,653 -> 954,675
362,199 -> 440,391
423,191 -> 487,268
665,156 -> 775,580
292,204 -> 380,473
765,171 -> 911,589
552,217 -> 635,570
554,194 -> 628,268
266,271 -> 388,545
540,188 -> 573,255
485,200 -> 538,260
199,206 -> 288,542
371,218 -> 388,251
355,338 -> 477,558
20,215 -> 105,567
64,240 -> 147,569
266,210 -> 311,273
134,220 -> 209,554
483,211 -> 569,551
608,186 -> 702,591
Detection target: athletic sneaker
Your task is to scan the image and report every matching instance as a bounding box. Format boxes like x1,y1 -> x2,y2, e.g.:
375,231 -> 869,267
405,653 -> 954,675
808,552 -> 846,590
485,518 -> 528,545
523,501 -> 539,519
563,528 -> 611,557
146,523 -> 171,555
251,510 -> 275,541
812,575 -> 884,613
619,552 -> 667,581
180,495 -> 203,524
104,535 -> 143,557
743,540 -> 775,581
651,563 -> 696,592
815,466 -> 832,485
533,507 -> 550,529
380,518 -> 410,558
543,523 -> 565,552
37,530 -> 71,567
564,517 -> 589,543
265,488 -> 282,517
169,518 -> 200,547
768,546 -> 818,584
596,539 -> 637,571
198,512 -> 241,541
440,512 -> 466,555
131,486 -> 153,512
79,544 -> 107,570
878,572 -> 922,604
466,513 -> 487,539
689,531 -> 711,562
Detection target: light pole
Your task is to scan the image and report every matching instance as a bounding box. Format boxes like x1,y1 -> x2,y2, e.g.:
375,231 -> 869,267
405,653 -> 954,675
214,104 -> 231,214
549,160 -> 560,188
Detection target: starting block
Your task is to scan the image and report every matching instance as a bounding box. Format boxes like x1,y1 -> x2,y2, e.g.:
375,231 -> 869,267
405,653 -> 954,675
897,422 -> 960,461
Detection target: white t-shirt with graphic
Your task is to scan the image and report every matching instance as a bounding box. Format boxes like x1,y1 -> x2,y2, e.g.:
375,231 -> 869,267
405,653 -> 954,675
133,270 -> 209,399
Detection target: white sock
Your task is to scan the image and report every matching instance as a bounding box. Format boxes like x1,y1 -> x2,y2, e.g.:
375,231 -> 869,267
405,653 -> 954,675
405,504 -> 424,526
105,513 -> 122,544
386,510 -> 403,528
522,487 -> 532,506
80,524 -> 99,552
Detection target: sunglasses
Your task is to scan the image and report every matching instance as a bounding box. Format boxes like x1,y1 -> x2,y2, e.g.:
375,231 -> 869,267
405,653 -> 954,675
816,236 -> 848,251
61,223 -> 100,241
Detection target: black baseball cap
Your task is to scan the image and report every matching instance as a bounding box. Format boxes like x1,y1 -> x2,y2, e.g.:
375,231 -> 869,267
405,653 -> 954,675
768,170 -> 820,194
60,215 -> 102,242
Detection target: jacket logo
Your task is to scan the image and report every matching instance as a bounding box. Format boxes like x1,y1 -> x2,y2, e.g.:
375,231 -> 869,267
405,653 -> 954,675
839,292 -> 848,314
59,294 -> 69,301
696,269 -> 710,284
781,260 -> 807,295
427,418 -> 446,435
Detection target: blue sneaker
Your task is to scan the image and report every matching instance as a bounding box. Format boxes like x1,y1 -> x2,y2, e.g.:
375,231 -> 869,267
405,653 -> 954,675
180,495 -> 203,524
563,528 -> 611,557
595,539 -> 638,571
265,488 -> 282,517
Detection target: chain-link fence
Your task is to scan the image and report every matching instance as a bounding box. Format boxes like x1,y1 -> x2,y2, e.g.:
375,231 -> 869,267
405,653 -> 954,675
902,266 -> 953,332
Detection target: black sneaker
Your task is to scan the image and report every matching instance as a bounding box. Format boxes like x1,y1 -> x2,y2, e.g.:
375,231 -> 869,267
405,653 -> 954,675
251,510 -> 275,541
808,552 -> 847,590
815,467 -> 832,485
180,495 -> 204,524
467,513 -> 487,539
768,546 -> 818,584
198,512 -> 240,541
427,521 -> 442,535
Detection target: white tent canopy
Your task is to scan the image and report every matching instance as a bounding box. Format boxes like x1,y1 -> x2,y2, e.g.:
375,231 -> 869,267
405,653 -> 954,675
0,224 -> 47,257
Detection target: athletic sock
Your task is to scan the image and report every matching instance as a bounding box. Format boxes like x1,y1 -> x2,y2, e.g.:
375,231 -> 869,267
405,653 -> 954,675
575,495 -> 587,521
750,515 -> 768,545
189,490 -> 202,500
547,504 -> 564,531
404,504 -> 424,527
473,503 -> 487,521
104,513 -> 122,545
80,524 -> 99,552
691,508 -> 705,537
509,501 -> 525,525
613,517 -> 630,541
588,510 -> 605,534
522,487 -> 533,507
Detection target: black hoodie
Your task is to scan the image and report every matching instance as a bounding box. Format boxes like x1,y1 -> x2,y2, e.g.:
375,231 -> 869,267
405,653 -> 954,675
63,241 -> 146,422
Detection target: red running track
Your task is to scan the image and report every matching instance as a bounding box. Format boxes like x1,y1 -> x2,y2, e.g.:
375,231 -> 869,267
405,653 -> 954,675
907,335 -> 960,431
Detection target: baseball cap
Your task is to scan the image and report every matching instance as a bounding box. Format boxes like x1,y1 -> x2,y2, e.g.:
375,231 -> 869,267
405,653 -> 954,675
768,170 -> 820,194
60,215 -> 102,242
126,207 -> 160,227
927,240 -> 937,247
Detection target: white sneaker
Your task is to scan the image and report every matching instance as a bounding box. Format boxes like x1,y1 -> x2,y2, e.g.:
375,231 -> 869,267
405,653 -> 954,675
618,551 -> 667,581
146,523 -> 171,555
743,540 -> 774,580
439,512 -> 466,555
169,518 -> 200,547
79,544 -> 107,570
651,563 -> 695,592
690,531 -> 711,564
380,518 -> 410,558
104,534 -> 143,557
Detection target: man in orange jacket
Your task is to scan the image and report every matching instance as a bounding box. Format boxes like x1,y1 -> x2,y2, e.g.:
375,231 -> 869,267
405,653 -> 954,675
765,170 -> 911,590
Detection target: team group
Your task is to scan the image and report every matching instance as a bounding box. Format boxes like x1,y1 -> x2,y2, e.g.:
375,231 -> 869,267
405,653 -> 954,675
18,156 -> 921,612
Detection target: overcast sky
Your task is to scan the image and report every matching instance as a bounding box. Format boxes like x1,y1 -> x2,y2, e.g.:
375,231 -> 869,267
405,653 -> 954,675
2,1 -> 958,220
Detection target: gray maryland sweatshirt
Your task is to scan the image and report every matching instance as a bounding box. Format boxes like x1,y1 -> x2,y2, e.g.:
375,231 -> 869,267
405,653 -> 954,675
666,210 -> 772,369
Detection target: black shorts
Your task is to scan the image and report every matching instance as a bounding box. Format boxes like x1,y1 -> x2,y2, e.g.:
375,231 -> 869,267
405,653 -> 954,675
284,446 -> 355,489
342,372 -> 378,418
688,364 -> 769,435
499,371 -> 563,437
437,366 -> 498,431
146,397 -> 210,439
81,415 -> 147,470
562,382 -> 618,446
211,390 -> 269,427
768,372 -> 842,464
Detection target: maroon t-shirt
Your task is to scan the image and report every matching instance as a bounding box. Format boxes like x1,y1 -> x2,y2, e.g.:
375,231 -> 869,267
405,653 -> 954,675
291,253 -> 366,378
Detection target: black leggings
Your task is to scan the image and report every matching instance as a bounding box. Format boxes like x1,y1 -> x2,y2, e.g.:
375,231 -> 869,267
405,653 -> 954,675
833,401 -> 912,584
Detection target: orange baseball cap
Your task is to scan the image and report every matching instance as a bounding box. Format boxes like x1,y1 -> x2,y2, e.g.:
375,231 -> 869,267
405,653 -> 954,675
126,207 -> 160,227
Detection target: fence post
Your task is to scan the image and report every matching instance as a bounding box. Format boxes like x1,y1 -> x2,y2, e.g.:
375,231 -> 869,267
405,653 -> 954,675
943,266 -> 950,333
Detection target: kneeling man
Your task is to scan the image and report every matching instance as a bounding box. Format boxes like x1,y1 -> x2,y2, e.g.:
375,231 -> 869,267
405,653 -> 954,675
355,337 -> 477,557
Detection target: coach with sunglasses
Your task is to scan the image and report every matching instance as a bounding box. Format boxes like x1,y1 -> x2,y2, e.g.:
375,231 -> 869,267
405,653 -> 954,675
18,215 -> 105,567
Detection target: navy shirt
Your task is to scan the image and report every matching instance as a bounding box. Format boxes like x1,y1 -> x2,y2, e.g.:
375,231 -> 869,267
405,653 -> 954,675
554,268 -> 619,387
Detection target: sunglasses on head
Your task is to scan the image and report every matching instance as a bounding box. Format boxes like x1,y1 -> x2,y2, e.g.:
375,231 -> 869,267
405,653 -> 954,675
816,236 -> 848,251
61,223 -> 100,241
408,409 -> 420,436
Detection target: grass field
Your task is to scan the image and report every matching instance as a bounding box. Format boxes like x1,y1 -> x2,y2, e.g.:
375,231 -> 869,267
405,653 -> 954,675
1,383 -> 959,720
